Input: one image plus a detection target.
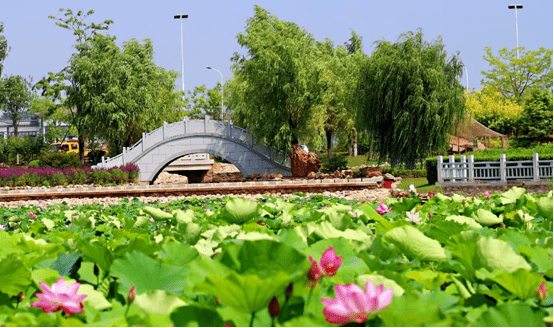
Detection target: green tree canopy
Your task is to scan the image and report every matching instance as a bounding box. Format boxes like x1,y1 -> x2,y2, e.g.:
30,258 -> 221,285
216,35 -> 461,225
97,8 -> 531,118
518,88 -> 553,142
0,21 -> 9,76
230,6 -> 324,153
70,34 -> 183,154
355,29 -> 466,168
0,75 -> 34,137
481,47 -> 553,102
36,8 -> 113,163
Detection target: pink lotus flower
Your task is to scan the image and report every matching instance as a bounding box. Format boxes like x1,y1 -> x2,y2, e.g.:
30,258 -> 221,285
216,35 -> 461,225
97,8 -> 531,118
375,203 -> 392,215
536,282 -> 547,302
149,217 -> 155,223
428,192 -> 435,199
320,247 -> 343,277
348,210 -> 357,217
0,224 -> 5,230
483,191 -> 491,199
28,212 -> 37,219
31,277 -> 87,316
322,280 -> 393,325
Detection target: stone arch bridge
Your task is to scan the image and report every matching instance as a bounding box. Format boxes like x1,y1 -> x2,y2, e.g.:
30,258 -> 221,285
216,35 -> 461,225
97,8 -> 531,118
93,117 -> 292,182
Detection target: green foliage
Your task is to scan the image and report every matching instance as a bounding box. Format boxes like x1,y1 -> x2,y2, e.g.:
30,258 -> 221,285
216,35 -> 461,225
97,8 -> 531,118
230,6 -> 324,152
320,155 -> 348,173
518,88 -> 553,142
38,151 -> 81,169
36,8 -> 113,162
356,29 -> 466,168
0,75 -> 34,137
481,46 -> 553,101
0,21 -> 9,76
0,136 -> 48,164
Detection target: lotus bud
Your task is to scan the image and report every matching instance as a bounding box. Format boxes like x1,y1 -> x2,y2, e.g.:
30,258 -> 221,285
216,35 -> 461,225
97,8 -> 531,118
536,282 -> 547,302
268,296 -> 280,318
285,283 -> 293,300
17,292 -> 26,303
127,286 -> 136,304
307,256 -> 322,282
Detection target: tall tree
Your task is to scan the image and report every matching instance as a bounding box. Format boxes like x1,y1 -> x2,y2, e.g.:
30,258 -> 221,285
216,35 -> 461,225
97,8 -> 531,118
316,31 -> 364,159
231,6 -> 324,153
35,8 -> 113,163
0,21 -> 9,76
69,34 -> 183,154
0,75 -> 33,137
481,47 -> 553,102
518,88 -> 553,142
356,29 -> 466,168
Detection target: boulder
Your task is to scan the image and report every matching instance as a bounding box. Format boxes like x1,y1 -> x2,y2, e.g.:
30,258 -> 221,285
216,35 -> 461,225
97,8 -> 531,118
307,171 -> 317,179
246,173 -> 263,181
361,167 -> 382,177
332,170 -> 342,178
289,144 -> 321,177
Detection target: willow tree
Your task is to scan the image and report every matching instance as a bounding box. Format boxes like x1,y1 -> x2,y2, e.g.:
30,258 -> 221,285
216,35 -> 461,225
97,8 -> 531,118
356,29 -> 466,168
231,6 -> 324,153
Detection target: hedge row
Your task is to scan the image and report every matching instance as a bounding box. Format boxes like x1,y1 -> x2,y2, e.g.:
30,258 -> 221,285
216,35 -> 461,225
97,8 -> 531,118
0,164 -> 139,188
426,145 -> 553,184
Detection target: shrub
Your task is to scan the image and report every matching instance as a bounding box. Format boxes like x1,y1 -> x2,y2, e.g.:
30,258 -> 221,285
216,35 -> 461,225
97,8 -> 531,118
38,151 -> 81,169
87,150 -> 107,166
24,173 -> 41,187
28,160 -> 41,168
73,169 -> 88,185
109,168 -> 128,185
322,155 -> 349,173
382,167 -> 427,178
50,172 -> 67,186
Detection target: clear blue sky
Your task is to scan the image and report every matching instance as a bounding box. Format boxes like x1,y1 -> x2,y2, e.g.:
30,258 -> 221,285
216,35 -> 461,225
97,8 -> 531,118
1,0 -> 552,95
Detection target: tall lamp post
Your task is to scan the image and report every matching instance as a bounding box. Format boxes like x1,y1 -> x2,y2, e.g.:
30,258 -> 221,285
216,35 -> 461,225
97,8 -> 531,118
206,66 -> 224,121
508,4 -> 523,60
174,14 -> 188,98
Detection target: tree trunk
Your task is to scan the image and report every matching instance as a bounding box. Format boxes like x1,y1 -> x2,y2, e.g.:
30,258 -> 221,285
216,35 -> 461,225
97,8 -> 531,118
12,120 -> 18,137
326,130 -> 333,160
78,137 -> 86,165
352,128 -> 357,157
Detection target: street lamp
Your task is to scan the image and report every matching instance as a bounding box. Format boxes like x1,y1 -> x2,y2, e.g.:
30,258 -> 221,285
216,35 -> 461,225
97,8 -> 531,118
174,14 -> 188,97
508,4 -> 523,59
206,66 -> 224,121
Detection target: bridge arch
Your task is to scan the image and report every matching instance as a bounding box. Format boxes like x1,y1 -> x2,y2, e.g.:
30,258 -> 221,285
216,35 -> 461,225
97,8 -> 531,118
94,117 -> 291,182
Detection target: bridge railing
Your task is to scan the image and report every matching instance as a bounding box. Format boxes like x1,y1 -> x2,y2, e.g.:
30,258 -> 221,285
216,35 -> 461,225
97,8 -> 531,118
95,116 -> 291,169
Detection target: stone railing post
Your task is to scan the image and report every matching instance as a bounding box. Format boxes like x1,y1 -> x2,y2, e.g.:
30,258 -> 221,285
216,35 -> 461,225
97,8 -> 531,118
122,147 -> 127,166
437,156 -> 444,184
163,121 -> 167,139
468,155 -> 474,182
204,115 -> 209,133
449,155 -> 455,183
101,156 -> 105,166
250,135 -> 254,148
500,153 -> 506,182
533,153 -> 540,180
461,155 -> 467,182
183,116 -> 188,134
142,132 -> 145,152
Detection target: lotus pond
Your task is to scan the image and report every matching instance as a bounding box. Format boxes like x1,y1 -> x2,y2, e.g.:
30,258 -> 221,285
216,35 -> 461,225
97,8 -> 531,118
0,187 -> 552,327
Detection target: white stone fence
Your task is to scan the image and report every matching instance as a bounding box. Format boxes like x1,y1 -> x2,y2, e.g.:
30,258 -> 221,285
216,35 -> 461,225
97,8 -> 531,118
437,153 -> 553,184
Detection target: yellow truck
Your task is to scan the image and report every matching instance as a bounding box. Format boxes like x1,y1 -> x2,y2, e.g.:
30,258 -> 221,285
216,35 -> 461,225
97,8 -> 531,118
50,140 -> 109,159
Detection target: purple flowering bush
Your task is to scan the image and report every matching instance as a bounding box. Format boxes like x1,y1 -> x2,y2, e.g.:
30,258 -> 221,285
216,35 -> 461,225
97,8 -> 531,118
0,164 -> 139,187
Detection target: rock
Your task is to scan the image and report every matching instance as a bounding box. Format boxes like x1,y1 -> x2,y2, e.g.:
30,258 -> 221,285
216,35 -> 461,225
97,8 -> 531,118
246,173 -> 263,181
154,172 -> 189,185
307,171 -> 317,179
361,167 -> 382,177
289,144 -> 321,177
383,173 -> 395,181
262,172 -> 283,180
342,169 -> 353,178
333,170 -> 342,179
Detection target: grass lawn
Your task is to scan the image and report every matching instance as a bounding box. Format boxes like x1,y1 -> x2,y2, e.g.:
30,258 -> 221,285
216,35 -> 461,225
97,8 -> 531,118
397,177 -> 439,193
